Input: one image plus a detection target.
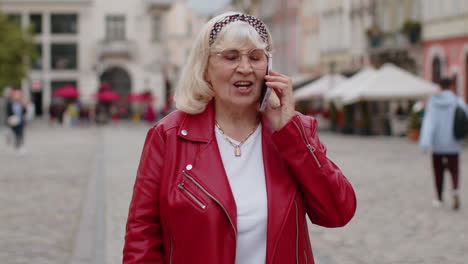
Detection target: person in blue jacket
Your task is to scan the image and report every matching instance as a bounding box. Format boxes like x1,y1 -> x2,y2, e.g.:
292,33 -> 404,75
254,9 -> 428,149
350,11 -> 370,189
419,78 -> 468,210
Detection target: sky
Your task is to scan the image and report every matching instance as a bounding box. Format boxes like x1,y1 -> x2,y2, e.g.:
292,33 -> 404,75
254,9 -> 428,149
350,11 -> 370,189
187,0 -> 232,16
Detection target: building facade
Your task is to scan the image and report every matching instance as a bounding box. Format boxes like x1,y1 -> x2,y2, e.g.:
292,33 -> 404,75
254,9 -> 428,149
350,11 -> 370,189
422,0 -> 468,101
349,0 -> 374,70
368,0 -> 423,74
0,0 -> 205,116
318,0 -> 352,75
299,0 -> 321,76
259,0 -> 301,76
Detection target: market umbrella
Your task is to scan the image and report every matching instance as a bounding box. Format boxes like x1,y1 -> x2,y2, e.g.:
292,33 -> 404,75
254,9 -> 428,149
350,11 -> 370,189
341,63 -> 439,105
127,93 -> 145,101
94,90 -> 120,102
324,67 -> 377,104
53,84 -> 79,98
294,74 -> 348,101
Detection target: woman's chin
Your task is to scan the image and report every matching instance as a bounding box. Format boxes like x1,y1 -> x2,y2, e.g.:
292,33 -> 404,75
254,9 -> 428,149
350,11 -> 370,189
219,97 -> 259,110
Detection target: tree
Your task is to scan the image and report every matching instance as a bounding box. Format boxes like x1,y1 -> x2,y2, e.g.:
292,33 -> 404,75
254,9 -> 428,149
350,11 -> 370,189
0,13 -> 36,94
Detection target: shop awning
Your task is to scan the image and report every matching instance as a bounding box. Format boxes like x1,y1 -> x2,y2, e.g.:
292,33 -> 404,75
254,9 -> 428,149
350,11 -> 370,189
341,63 -> 438,105
294,74 -> 347,101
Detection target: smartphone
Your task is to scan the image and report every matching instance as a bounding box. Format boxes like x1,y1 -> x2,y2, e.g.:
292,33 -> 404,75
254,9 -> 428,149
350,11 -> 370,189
259,53 -> 273,112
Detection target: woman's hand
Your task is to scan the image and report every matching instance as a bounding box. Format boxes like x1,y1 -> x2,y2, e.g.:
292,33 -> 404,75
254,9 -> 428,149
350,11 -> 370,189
263,70 -> 295,131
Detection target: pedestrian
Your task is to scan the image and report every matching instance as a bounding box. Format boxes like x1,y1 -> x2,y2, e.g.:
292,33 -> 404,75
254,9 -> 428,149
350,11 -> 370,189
6,89 -> 27,154
3,87 -> 15,148
123,12 -> 356,264
419,78 -> 468,210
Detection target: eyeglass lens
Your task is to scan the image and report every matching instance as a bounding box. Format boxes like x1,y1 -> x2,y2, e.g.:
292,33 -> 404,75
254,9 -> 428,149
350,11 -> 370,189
217,49 -> 267,69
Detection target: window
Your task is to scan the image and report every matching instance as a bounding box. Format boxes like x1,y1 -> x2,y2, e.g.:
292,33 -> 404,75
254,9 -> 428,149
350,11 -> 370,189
106,15 -> 126,41
32,44 -> 43,70
51,14 -> 77,34
152,15 -> 162,42
6,13 -> 21,25
51,43 -> 78,70
30,14 -> 42,34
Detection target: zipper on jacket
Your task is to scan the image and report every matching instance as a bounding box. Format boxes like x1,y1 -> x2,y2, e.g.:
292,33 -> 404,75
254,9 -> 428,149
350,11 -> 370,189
304,217 -> 309,264
182,170 -> 237,235
294,200 -> 299,264
292,118 -> 322,168
165,221 -> 173,264
178,182 -> 207,209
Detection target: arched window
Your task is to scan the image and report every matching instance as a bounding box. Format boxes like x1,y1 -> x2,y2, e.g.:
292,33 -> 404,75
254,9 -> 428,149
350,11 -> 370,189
432,56 -> 442,84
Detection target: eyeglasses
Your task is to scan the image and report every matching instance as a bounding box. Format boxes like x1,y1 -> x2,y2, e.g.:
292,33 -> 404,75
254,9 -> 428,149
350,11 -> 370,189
212,48 -> 268,70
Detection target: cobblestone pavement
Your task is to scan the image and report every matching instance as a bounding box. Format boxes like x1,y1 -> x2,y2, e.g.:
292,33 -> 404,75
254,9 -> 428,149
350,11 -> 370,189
311,133 -> 468,264
0,122 -> 100,264
1,121 -> 467,264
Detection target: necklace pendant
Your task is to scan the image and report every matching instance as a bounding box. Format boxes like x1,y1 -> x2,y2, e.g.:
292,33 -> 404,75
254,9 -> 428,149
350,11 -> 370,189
235,146 -> 241,157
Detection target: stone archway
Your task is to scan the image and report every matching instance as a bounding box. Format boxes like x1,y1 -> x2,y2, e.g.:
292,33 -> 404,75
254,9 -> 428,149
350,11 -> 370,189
99,67 -> 132,119
432,56 -> 442,84
100,67 -> 131,96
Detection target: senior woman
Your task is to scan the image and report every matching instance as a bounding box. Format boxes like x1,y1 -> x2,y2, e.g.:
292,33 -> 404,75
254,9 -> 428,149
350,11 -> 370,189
123,12 -> 356,264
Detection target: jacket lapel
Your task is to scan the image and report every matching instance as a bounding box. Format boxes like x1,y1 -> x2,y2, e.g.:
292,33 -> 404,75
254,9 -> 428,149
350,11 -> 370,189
177,102 -> 238,232
261,117 -> 298,261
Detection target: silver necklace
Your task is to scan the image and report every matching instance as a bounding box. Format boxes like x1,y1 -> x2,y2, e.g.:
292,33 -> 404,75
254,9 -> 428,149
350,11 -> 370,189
215,121 -> 259,157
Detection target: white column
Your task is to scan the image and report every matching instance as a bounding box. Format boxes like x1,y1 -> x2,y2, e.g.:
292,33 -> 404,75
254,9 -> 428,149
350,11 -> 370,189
42,11 -> 51,112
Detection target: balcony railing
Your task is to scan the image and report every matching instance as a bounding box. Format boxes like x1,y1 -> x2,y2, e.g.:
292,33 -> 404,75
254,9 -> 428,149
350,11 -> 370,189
367,31 -> 420,52
97,39 -> 136,60
145,0 -> 172,11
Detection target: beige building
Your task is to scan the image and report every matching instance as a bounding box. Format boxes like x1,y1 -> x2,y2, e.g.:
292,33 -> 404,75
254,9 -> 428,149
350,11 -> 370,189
258,0 -> 302,77
299,0 -> 321,76
369,0 -> 423,73
318,0 -> 353,74
0,0 -> 208,117
349,0 -> 374,70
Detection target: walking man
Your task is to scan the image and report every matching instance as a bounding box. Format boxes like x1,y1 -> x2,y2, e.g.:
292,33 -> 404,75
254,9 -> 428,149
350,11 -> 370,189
419,78 -> 468,210
6,90 -> 27,154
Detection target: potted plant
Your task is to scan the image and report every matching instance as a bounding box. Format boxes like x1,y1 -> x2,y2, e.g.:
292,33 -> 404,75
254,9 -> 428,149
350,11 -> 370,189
401,20 -> 421,44
366,24 -> 383,47
407,109 -> 422,141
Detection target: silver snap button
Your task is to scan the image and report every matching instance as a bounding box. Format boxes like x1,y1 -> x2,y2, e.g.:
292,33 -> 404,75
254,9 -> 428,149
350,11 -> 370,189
186,164 -> 193,170
181,130 -> 188,136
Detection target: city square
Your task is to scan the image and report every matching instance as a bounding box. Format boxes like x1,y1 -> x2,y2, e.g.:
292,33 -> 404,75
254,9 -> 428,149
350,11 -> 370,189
1,0 -> 468,263
1,121 -> 467,264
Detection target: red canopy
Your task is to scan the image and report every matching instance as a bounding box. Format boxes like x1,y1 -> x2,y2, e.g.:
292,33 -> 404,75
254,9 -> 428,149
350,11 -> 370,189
94,90 -> 120,102
53,85 -> 79,98
127,93 -> 145,101
127,92 -> 156,102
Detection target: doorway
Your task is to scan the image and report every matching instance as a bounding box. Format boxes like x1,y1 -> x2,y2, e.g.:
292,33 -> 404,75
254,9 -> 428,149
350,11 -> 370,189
432,56 -> 442,84
99,67 -> 132,119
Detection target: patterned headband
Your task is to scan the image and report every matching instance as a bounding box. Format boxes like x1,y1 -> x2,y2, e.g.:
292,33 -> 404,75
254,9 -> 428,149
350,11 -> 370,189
209,14 -> 271,49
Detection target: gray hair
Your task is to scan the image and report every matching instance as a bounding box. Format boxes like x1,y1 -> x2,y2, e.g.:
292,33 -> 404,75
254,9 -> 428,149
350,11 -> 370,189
174,12 -> 272,114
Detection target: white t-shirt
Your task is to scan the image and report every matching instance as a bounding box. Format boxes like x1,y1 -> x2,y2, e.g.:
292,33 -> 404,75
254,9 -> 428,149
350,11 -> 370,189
215,124 -> 268,264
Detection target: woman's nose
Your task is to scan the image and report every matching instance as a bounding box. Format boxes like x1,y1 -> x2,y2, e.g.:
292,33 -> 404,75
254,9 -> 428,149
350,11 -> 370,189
236,57 -> 253,73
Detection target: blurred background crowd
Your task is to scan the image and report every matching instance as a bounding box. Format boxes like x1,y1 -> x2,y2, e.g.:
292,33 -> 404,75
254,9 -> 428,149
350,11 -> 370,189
0,0 -> 467,137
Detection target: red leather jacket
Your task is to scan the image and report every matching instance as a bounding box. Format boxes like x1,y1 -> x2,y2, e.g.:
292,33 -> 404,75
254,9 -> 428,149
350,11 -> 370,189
123,102 -> 356,264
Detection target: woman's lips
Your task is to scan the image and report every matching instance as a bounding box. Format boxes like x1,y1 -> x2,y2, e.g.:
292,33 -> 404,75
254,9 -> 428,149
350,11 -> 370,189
234,81 -> 253,94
